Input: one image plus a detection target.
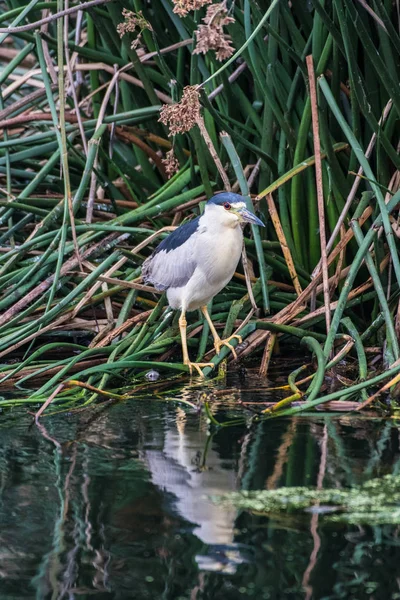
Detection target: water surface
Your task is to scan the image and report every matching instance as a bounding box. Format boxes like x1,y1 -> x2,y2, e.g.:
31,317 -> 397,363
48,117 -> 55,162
1,375 -> 399,599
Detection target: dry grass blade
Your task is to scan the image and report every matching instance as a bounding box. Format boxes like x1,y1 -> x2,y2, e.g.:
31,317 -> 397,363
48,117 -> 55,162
34,383 -> 65,421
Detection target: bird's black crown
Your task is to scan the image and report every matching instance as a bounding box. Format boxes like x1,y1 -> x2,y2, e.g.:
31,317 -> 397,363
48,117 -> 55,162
206,192 -> 244,206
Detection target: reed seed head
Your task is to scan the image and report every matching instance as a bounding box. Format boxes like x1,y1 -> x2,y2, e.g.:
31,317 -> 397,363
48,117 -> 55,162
194,2 -> 235,61
162,149 -> 180,178
159,85 -> 201,136
172,0 -> 212,18
117,9 -> 152,50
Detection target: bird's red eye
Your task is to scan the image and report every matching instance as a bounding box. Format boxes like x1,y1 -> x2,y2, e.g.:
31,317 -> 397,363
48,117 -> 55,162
223,202 -> 231,210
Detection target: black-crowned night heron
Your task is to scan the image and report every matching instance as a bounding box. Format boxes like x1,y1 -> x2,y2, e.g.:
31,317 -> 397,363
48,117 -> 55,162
142,192 -> 265,376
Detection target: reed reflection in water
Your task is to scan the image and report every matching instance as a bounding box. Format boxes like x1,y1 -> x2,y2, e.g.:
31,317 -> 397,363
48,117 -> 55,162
0,395 -> 399,599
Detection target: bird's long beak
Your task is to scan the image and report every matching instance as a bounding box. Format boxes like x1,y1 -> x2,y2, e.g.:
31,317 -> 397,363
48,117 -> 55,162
238,207 -> 265,227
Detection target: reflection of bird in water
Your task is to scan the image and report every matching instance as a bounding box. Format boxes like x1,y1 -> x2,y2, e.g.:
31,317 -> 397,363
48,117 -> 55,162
142,192 -> 264,376
144,407 -> 248,572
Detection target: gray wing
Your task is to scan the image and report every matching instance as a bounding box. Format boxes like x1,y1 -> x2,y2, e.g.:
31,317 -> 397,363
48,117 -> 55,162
142,231 -> 199,291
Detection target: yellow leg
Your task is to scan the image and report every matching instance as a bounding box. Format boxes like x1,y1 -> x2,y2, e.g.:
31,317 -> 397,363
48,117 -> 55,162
201,306 -> 242,359
179,311 -> 215,377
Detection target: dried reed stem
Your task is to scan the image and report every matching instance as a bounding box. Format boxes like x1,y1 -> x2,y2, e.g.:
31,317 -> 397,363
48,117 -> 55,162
266,193 -> 302,296
307,55 -> 331,335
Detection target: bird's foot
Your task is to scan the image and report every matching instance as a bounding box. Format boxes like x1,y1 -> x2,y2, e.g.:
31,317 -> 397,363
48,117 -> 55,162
214,334 -> 243,359
184,360 -> 215,378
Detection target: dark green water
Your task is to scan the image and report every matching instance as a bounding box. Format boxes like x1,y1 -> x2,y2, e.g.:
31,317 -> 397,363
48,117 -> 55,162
1,375 -> 400,599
